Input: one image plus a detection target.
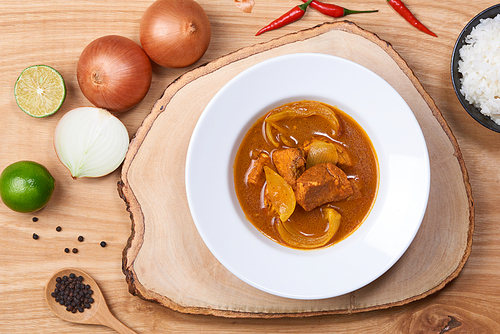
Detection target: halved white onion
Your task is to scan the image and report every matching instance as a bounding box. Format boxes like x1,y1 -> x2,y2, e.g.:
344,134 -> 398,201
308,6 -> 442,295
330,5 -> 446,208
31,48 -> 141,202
54,107 -> 129,178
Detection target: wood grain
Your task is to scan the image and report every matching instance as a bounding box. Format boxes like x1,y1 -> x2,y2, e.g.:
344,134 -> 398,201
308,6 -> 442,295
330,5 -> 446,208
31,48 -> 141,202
119,21 -> 473,318
0,0 -> 499,332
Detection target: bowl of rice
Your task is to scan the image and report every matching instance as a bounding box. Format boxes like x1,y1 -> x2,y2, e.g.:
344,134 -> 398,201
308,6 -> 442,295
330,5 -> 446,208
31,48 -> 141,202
451,4 -> 500,132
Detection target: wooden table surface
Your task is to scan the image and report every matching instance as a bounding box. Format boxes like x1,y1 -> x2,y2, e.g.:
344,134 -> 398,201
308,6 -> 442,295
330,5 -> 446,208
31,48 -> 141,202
0,0 -> 498,332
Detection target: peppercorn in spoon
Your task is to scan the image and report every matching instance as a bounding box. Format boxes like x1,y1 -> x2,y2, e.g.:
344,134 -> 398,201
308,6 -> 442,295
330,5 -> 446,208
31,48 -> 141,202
45,268 -> 136,334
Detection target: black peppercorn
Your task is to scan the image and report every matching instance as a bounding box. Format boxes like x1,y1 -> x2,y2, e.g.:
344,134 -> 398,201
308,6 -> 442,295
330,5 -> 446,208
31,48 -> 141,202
100,241 -> 107,247
78,236 -> 84,242
32,217 -> 38,222
64,248 -> 70,253
51,272 -> 95,313
32,233 -> 39,240
72,248 -> 78,254
56,226 -> 62,232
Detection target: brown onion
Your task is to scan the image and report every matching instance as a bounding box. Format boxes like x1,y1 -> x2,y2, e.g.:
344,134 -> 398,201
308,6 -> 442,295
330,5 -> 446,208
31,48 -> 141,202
77,35 -> 152,112
139,0 -> 211,68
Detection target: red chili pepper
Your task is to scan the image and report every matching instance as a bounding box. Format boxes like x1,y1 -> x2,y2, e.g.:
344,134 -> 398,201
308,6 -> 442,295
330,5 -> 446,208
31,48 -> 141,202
256,0 -> 314,36
301,0 -> 378,18
387,0 -> 437,37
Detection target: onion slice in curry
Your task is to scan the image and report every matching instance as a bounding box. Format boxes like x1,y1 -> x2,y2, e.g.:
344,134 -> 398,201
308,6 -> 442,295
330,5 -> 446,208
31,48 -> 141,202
306,140 -> 339,169
264,101 -> 340,147
276,207 -> 342,249
263,166 -> 296,222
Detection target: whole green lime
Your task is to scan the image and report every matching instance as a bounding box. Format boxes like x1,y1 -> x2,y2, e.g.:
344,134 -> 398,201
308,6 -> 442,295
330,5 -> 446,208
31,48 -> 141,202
0,161 -> 55,213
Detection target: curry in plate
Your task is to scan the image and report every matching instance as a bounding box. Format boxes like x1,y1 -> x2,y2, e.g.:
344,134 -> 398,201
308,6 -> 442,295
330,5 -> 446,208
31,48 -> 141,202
234,100 -> 379,250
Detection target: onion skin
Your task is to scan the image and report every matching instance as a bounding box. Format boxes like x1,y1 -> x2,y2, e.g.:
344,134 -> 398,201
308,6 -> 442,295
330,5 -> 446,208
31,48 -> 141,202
77,35 -> 152,112
140,0 -> 211,68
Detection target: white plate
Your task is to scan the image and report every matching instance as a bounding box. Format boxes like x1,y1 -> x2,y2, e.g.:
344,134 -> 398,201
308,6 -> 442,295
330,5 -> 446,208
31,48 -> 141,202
185,53 -> 430,300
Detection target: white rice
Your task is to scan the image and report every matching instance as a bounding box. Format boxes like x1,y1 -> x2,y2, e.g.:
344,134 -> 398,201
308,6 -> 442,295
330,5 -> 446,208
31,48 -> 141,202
458,14 -> 500,124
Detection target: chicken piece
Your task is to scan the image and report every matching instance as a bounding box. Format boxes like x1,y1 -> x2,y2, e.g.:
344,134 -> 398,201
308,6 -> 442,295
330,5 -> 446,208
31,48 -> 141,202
302,138 -> 317,155
348,177 -> 362,200
245,152 -> 271,185
334,143 -> 352,167
272,148 -> 306,190
295,162 -> 353,211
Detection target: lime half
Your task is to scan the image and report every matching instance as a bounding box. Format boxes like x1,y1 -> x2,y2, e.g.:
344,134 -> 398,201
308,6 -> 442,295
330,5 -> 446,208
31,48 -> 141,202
14,65 -> 66,118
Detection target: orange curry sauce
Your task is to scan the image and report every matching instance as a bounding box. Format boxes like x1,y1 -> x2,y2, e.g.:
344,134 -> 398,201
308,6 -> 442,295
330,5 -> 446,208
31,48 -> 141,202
233,101 -> 379,250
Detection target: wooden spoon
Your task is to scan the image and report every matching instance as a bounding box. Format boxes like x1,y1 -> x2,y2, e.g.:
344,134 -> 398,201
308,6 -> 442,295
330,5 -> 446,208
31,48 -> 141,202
45,268 -> 137,334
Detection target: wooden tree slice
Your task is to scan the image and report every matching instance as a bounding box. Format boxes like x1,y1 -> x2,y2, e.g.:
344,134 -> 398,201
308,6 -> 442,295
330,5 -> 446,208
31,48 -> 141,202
118,21 -> 473,318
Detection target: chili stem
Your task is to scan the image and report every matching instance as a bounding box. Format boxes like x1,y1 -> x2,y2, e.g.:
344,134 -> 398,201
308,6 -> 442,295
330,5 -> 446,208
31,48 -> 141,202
343,9 -> 378,16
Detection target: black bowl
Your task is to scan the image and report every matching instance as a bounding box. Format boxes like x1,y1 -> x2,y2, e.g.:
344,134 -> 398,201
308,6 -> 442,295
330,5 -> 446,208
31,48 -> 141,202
451,4 -> 500,132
